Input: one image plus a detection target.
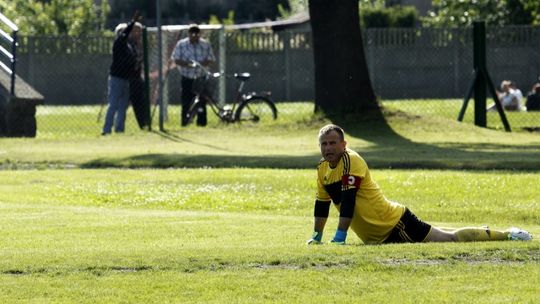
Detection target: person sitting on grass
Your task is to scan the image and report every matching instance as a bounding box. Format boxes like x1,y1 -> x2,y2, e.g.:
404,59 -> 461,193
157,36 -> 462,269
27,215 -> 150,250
307,124 -> 533,245
487,80 -> 520,112
525,83 -> 540,111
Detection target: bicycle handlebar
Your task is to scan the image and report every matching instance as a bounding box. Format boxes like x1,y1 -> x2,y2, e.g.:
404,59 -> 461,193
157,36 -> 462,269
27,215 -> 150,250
190,60 -> 250,80
189,60 -> 220,78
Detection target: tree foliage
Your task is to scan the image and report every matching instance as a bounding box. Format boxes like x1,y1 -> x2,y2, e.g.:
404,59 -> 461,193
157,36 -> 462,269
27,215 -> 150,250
522,0 -> 540,25
424,0 -> 540,27
209,11 -> 236,26
278,0 -> 308,19
0,0 -> 110,36
279,0 -> 419,28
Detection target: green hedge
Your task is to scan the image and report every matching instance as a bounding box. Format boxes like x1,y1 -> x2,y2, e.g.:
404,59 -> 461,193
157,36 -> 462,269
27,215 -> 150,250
360,6 -> 419,28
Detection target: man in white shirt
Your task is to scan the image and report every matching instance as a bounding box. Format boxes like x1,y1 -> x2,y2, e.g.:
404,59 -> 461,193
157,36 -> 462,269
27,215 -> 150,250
171,24 -> 215,126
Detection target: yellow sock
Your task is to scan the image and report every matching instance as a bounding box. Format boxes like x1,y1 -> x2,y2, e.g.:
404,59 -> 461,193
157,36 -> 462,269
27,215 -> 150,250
454,227 -> 508,242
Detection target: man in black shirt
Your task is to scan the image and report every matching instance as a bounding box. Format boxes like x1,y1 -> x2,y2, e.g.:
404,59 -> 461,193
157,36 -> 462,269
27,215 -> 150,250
102,11 -> 142,135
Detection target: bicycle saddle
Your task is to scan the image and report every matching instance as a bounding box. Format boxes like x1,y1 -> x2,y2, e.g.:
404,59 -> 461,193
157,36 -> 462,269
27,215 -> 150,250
234,73 -> 251,81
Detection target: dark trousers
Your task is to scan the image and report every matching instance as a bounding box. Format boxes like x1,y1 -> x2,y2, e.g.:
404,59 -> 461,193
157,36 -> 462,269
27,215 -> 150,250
130,76 -> 149,129
526,94 -> 540,111
181,77 -> 207,126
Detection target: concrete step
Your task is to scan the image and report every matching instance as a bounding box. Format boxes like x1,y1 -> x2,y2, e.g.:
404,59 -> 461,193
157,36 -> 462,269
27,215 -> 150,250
0,71 -> 44,105
0,72 -> 44,137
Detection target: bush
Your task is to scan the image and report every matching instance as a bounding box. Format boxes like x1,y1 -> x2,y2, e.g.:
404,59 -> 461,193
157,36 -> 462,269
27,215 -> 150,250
362,7 -> 392,28
360,5 -> 419,28
392,6 -> 419,28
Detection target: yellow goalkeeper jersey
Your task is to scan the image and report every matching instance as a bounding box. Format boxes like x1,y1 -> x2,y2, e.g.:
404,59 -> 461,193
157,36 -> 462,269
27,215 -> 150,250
316,148 -> 405,244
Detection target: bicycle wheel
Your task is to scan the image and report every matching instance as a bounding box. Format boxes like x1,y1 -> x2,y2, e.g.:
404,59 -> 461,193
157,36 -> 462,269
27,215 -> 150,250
234,96 -> 277,123
185,96 -> 200,125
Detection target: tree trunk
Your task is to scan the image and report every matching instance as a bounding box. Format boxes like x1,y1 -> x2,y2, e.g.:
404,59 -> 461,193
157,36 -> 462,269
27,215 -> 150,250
309,0 -> 379,120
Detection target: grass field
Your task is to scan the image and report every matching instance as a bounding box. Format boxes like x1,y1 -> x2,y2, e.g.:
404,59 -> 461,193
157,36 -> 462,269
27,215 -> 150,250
0,169 -> 538,303
384,99 -> 540,131
1,101 -> 539,302
1,101 -> 540,170
34,100 -> 540,139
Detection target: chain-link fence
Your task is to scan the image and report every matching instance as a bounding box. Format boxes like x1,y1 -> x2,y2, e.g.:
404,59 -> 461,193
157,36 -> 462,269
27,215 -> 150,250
2,25 -> 540,138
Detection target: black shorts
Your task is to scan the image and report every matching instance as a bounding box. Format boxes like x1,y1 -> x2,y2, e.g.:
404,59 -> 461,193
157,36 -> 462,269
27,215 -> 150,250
383,208 -> 432,243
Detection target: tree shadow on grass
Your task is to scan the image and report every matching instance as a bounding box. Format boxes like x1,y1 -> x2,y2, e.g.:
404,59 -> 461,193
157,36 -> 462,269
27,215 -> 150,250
151,130 -> 232,152
83,111 -> 540,170
82,153 -> 320,169
340,110 -> 540,170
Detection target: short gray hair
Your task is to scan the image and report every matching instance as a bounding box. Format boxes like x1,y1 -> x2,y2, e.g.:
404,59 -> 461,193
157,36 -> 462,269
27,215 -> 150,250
318,124 -> 345,141
114,23 -> 127,37
114,22 -> 142,37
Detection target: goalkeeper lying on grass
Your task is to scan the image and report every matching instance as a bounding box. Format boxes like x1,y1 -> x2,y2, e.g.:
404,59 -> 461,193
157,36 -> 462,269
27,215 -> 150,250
307,124 -> 532,245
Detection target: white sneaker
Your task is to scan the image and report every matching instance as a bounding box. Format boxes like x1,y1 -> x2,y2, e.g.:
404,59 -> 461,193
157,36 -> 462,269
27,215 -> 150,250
507,227 -> 533,241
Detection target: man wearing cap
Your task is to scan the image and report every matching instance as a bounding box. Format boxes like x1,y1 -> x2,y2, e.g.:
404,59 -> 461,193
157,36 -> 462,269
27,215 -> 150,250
171,24 -> 215,126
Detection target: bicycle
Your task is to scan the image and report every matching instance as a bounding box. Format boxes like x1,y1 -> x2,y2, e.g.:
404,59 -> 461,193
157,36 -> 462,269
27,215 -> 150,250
185,61 -> 278,124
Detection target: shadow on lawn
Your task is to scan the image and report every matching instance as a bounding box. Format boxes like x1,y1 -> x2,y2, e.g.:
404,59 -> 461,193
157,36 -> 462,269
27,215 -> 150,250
341,110 -> 540,170
150,130 -> 232,152
82,153 -> 320,169
82,110 -> 540,170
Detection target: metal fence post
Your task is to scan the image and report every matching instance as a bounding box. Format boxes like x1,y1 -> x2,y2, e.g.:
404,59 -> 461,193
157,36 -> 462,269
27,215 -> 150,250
219,25 -> 226,106
284,31 -> 291,101
142,26 -> 151,130
10,30 -> 17,96
156,0 -> 164,131
365,30 -> 375,95
453,28 -> 460,97
473,21 -> 487,128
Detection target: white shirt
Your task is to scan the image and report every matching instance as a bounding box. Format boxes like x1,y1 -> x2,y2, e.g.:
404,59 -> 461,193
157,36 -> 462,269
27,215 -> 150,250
501,92 -> 518,109
510,88 -> 523,111
171,37 -> 215,79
